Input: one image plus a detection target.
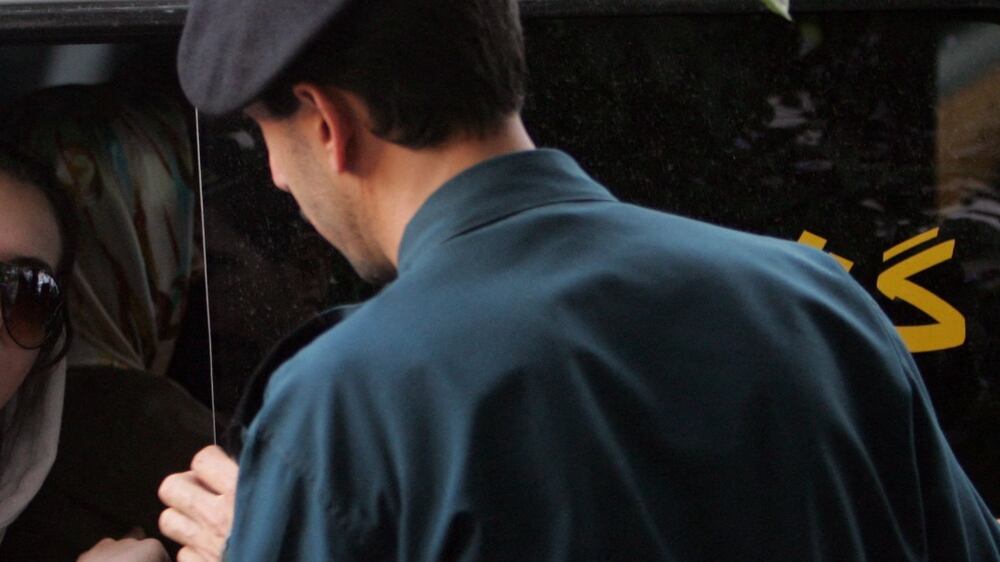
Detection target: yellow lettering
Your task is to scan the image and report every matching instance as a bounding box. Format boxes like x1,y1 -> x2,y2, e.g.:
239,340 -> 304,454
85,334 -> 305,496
797,231 -> 855,272
877,231 -> 966,353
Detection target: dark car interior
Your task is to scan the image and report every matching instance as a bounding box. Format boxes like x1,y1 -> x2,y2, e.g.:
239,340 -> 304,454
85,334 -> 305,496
0,0 -> 996,559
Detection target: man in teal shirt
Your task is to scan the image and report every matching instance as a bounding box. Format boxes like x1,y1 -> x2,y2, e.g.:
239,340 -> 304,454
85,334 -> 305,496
158,0 -> 1000,560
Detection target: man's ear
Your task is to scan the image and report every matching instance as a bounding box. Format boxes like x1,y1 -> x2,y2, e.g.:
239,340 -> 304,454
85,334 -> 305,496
292,83 -> 356,174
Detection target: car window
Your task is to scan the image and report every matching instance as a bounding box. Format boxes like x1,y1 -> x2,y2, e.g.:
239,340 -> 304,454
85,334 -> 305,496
519,12 -> 1000,511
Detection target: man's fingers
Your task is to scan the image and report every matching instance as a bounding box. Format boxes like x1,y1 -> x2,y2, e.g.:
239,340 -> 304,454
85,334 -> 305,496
158,448 -> 237,561
191,445 -> 239,496
175,546 -> 213,562
160,473 -> 213,520
159,508 -> 227,558
159,470 -> 234,535
158,507 -> 199,546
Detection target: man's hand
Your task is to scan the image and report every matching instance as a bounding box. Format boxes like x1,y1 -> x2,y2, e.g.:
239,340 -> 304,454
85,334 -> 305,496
77,529 -> 170,562
158,445 -> 239,562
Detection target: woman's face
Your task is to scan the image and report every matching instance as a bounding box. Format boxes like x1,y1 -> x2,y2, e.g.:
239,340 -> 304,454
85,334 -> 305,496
0,174 -> 62,408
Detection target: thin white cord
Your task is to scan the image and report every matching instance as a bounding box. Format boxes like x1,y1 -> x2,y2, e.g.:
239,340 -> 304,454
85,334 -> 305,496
195,109 -> 219,446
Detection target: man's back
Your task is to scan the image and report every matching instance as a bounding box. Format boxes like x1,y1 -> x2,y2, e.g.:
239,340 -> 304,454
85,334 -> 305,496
230,150 -> 1000,561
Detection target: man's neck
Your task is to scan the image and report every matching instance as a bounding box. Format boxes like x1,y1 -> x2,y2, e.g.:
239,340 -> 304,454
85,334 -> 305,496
365,116 -> 535,268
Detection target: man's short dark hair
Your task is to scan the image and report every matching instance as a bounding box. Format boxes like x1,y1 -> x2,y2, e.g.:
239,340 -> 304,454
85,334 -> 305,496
260,0 -> 527,149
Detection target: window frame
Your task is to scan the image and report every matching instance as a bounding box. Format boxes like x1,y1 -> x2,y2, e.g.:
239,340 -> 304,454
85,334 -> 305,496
0,0 -> 997,41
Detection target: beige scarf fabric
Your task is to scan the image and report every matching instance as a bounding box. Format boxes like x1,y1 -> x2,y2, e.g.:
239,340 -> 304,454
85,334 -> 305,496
0,360 -> 65,543
2,85 -> 199,377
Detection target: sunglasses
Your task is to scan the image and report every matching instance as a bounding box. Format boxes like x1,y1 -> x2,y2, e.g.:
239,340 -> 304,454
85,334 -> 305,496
0,260 -> 65,350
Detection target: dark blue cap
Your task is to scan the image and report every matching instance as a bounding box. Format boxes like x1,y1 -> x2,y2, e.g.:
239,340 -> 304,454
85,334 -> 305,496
178,0 -> 355,115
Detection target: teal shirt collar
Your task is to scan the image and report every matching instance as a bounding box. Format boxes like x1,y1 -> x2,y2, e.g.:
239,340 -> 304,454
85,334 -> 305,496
398,149 -> 617,273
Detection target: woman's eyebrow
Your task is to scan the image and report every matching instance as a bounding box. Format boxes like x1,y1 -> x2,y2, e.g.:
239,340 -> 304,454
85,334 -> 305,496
1,254 -> 56,272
